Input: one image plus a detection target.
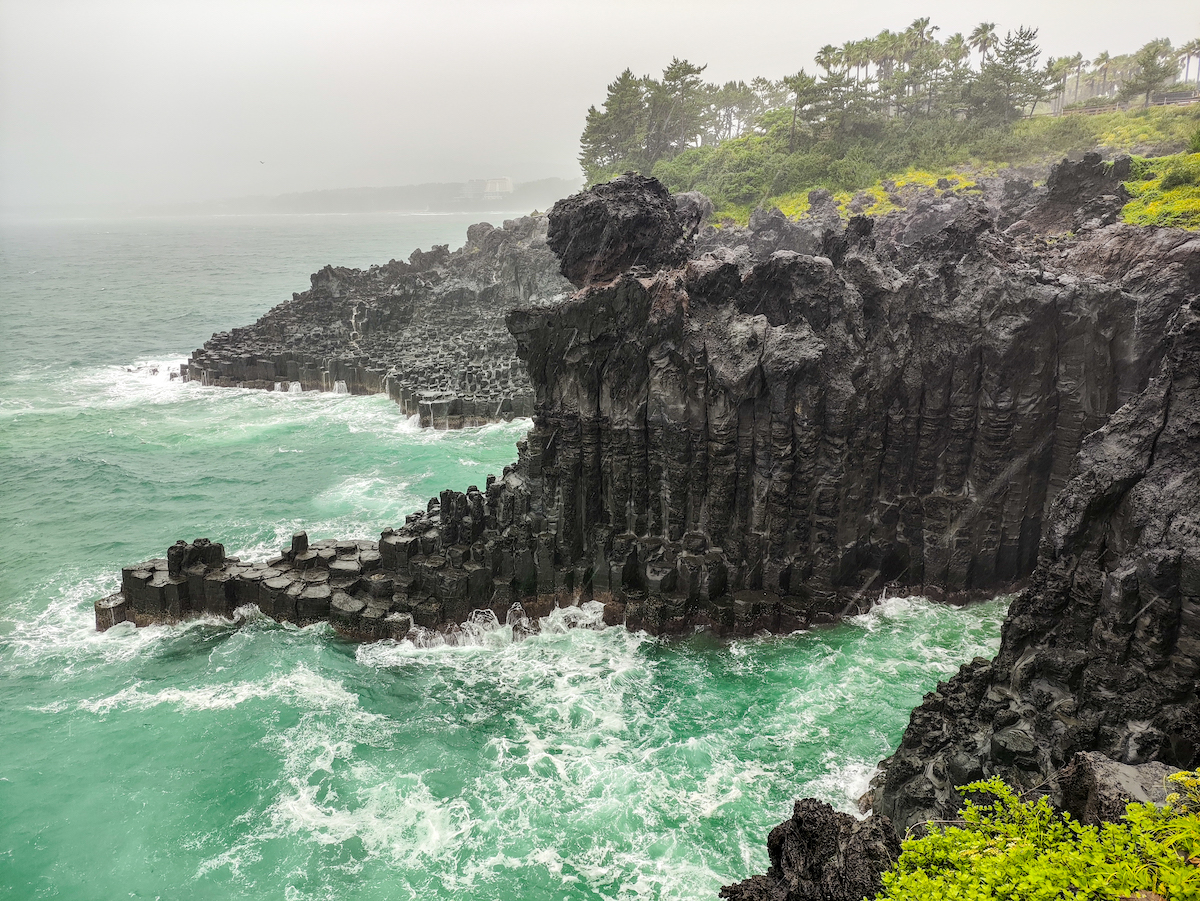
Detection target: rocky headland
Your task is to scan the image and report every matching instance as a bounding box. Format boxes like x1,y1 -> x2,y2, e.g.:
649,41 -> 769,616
182,214 -> 573,427
98,157 -> 1199,899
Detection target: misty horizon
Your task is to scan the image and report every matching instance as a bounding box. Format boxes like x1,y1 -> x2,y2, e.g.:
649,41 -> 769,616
2,0 -> 1197,215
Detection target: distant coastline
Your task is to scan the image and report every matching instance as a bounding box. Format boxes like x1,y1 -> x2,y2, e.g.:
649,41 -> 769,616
0,176 -> 583,221
142,176 -> 583,217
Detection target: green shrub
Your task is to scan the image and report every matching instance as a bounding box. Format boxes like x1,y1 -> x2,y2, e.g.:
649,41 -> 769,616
1161,156 -> 1200,191
1122,153 -> 1200,229
875,773 -> 1200,901
1189,127 -> 1200,155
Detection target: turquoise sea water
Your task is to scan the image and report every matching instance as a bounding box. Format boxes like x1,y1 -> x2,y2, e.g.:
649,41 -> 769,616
0,213 -> 1007,900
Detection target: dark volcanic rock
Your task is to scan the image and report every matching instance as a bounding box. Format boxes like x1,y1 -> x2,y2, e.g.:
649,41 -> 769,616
98,164 -> 1200,900
719,800 -> 900,901
109,169 -> 1199,651
182,213 -> 573,427
496,190 -> 1184,634
547,174 -> 693,287
1058,751 -> 1179,826
872,296 -> 1200,831
1018,152 -> 1131,234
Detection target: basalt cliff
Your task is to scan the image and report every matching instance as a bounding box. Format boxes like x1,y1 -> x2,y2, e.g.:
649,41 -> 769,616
100,160 -> 1199,897
182,214 -> 573,427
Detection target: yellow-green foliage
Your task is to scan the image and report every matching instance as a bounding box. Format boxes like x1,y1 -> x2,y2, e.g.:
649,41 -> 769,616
1166,770 -> 1200,815
875,774 -> 1200,901
1122,152 -> 1200,230
767,170 -> 978,222
1003,106 -> 1200,162
701,107 -> 1200,222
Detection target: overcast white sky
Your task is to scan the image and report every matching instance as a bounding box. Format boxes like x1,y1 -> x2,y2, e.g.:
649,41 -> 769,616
1,0 -> 1196,212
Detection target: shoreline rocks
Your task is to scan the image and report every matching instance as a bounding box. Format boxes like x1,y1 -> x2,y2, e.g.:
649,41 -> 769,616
98,163 -> 1200,896
719,800 -> 901,901
104,166 -> 1199,646
182,213 -> 573,428
870,292 -> 1200,833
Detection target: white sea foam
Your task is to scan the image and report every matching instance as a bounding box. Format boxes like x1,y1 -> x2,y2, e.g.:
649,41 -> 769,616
79,665 -> 359,716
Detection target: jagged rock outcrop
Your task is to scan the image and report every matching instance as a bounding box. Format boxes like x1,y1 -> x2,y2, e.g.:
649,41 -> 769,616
870,294 -> 1200,832
492,182 -> 1187,633
547,174 -> 694,287
183,214 -> 573,427
106,165 -> 1198,647
99,164 -> 1200,896
718,800 -> 901,901
1057,751 -> 1179,826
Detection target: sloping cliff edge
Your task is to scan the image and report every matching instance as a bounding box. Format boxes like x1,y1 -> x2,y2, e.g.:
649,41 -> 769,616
98,162 -> 1199,896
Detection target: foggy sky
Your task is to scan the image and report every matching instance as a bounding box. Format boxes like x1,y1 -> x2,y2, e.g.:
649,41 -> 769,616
1,0 -> 1197,213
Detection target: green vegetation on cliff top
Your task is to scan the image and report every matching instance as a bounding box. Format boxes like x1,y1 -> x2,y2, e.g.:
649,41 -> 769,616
875,771 -> 1200,901
577,19 -> 1200,228
656,109 -> 1200,227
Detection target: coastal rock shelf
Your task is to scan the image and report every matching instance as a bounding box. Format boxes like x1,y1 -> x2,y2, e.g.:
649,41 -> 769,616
96,522 -> 565,643
105,165 -> 1198,645
101,166 -> 1199,892
182,214 -> 573,428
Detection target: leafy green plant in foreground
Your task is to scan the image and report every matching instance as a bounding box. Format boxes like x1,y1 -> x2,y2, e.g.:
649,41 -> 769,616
874,772 -> 1200,900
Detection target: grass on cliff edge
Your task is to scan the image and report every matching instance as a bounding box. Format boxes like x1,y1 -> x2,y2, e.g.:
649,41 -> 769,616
692,106 -> 1200,228
873,770 -> 1200,901
1122,152 -> 1200,230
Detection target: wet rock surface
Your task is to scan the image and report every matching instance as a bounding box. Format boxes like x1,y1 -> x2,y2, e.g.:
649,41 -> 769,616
547,173 -> 694,287
719,800 -> 901,901
871,290 -> 1200,831
183,213 -> 573,427
110,163 -> 1198,645
1057,751 -> 1180,826
102,162 -> 1200,892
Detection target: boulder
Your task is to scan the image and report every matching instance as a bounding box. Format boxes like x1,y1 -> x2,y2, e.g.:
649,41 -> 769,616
1057,751 -> 1180,826
720,800 -> 900,901
547,174 -> 692,287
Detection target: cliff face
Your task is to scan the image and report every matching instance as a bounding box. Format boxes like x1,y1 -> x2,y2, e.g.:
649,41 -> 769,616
493,175 -> 1182,633
183,214 -> 572,427
871,294 -> 1200,832
105,169 -> 1198,649
100,166 -> 1200,899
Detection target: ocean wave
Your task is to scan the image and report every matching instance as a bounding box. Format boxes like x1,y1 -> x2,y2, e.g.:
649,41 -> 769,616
78,664 -> 361,716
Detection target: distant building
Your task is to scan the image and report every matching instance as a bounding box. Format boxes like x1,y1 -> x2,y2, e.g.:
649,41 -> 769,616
458,177 -> 514,203
483,177 -> 513,200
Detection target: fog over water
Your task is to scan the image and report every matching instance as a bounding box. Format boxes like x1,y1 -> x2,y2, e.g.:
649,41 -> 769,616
1,0 -> 1196,215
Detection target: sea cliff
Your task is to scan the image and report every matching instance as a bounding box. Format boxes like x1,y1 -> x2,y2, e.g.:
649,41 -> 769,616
98,159 -> 1199,898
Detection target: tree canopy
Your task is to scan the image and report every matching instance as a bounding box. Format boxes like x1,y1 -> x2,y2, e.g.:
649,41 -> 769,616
578,19 -> 1198,189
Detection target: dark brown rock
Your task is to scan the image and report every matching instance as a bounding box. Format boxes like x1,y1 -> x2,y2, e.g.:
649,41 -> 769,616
547,174 -> 693,288
719,800 -> 900,901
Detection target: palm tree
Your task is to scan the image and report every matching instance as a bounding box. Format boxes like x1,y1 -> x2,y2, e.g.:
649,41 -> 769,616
842,40 -> 865,81
1093,51 -> 1112,98
944,33 -> 969,68
1047,56 -> 1073,114
1179,39 -> 1200,89
908,17 -> 938,48
874,29 -> 900,78
815,44 -> 840,76
859,36 -> 879,83
968,22 -> 997,67
1068,52 -> 1085,103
